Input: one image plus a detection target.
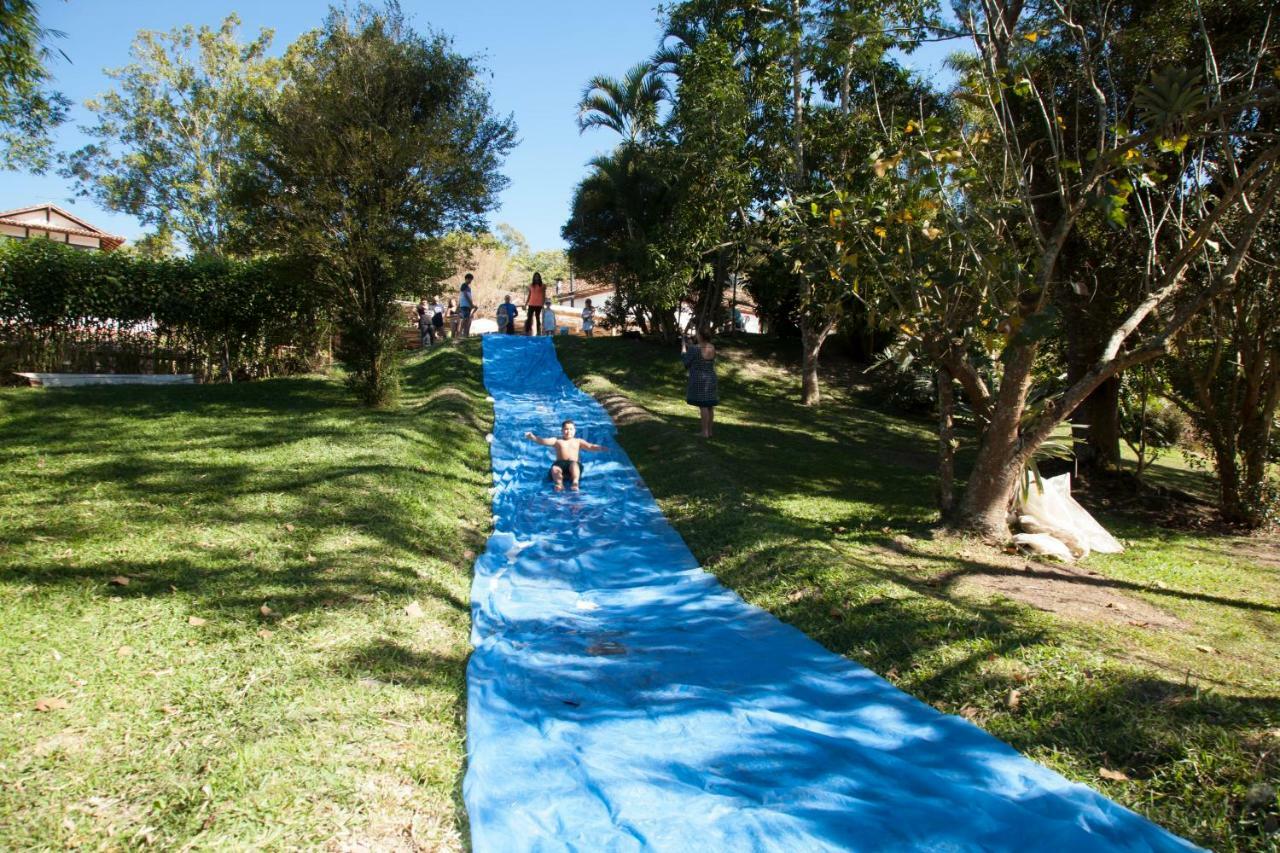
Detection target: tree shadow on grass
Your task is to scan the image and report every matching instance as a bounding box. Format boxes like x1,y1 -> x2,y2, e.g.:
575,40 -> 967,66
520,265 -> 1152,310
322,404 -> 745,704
547,343 -> 1279,848
337,639 -> 470,840
1,348 -> 490,844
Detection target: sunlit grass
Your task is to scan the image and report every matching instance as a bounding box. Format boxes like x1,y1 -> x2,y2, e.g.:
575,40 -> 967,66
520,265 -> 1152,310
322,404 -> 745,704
0,345 -> 491,850
556,334 -> 1280,852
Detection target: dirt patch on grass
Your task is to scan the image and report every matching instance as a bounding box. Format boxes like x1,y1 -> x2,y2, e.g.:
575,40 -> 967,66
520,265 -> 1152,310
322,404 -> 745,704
953,560 -> 1186,630
878,536 -> 1185,630
590,387 -> 662,427
1226,536 -> 1280,570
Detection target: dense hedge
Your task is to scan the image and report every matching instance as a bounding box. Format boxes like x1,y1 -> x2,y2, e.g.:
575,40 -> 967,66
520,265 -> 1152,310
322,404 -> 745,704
0,239 -> 328,381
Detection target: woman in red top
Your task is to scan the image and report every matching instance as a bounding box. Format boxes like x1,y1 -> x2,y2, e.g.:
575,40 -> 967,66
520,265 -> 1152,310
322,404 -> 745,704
525,272 -> 546,335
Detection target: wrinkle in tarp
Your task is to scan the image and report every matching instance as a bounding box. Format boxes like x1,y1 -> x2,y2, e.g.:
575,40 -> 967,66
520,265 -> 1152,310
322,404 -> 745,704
464,335 -> 1197,852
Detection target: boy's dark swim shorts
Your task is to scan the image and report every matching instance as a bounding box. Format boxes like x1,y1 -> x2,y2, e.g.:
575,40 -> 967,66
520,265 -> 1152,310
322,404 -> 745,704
549,459 -> 582,481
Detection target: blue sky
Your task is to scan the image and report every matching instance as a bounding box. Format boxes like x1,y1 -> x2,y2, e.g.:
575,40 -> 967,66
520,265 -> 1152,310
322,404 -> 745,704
1,1 -> 957,251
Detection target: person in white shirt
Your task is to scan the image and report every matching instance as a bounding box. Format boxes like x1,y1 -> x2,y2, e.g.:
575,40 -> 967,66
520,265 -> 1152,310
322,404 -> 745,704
581,299 -> 596,337
542,299 -> 557,336
459,273 -> 475,337
428,299 -> 444,345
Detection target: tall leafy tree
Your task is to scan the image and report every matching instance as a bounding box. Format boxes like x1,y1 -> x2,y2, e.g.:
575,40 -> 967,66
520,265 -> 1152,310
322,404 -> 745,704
1167,214 -> 1280,526
844,0 -> 1280,536
0,0 -> 69,173
239,3 -> 515,407
62,15 -> 280,255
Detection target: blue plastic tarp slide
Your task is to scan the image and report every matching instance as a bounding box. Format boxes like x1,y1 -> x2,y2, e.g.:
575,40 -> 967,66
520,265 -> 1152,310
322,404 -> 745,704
465,335 -> 1197,852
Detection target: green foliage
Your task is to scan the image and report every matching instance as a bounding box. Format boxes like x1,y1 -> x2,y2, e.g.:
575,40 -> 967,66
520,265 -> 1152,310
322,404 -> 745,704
238,3 -> 515,407
0,238 -> 325,380
576,61 -> 669,142
0,0 -> 70,173
61,15 -> 281,254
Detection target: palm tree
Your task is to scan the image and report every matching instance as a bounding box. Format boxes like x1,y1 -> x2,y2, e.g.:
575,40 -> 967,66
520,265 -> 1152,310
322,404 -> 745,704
576,61 -> 670,143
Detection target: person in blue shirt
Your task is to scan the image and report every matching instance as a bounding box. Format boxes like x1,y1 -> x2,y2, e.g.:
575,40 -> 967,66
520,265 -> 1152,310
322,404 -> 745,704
497,295 -> 519,334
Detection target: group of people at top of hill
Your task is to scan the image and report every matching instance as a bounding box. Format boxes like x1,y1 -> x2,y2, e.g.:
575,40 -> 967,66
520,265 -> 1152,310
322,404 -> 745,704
494,272 -> 598,338
419,272 -> 598,343
418,269 -> 720,490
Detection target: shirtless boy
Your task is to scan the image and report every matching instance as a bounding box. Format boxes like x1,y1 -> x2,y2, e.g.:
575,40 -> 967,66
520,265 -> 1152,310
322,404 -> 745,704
525,419 -> 606,491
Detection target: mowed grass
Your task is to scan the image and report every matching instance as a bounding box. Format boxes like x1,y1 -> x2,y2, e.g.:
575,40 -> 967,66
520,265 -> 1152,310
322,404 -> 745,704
556,334 -> 1280,852
0,345 -> 491,850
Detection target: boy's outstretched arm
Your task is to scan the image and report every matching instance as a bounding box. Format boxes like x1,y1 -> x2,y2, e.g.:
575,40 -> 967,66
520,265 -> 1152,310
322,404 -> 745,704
525,431 -> 555,447
579,439 -> 607,452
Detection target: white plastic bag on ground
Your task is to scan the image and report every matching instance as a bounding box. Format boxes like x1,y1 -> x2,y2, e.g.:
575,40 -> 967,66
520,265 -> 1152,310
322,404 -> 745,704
1017,472 -> 1124,555
1012,532 -> 1075,562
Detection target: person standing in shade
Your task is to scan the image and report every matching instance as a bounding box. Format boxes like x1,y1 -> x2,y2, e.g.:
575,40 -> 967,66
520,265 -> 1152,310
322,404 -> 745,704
581,299 -> 596,337
459,273 -> 476,337
497,294 -> 519,334
429,297 -> 444,345
416,298 -> 431,348
524,272 -> 545,335
682,327 -> 719,439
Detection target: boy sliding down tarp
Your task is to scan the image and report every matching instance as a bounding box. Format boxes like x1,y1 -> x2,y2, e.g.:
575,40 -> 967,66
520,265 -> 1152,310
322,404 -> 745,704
525,420 -> 606,491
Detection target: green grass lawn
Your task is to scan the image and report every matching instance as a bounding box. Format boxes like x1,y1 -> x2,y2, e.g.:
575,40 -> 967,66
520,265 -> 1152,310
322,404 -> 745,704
556,334 -> 1280,852
0,345 -> 491,850
4,332 -> 1275,850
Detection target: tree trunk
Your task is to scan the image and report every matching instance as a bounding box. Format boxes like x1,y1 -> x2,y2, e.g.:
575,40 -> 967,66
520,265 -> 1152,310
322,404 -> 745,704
1066,316 -> 1122,471
1214,439 -> 1247,525
937,368 -> 956,518
800,314 -> 834,406
657,308 -> 679,343
948,348 -> 1038,538
1071,377 -> 1121,470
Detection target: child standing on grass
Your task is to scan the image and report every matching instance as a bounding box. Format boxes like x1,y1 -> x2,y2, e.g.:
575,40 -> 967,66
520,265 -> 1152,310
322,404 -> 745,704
581,299 -> 596,337
525,419 -> 606,491
543,299 -> 557,336
682,328 -> 718,439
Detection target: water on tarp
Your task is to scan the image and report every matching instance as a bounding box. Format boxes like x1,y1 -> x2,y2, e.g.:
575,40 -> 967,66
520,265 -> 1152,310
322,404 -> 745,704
464,335 -> 1198,852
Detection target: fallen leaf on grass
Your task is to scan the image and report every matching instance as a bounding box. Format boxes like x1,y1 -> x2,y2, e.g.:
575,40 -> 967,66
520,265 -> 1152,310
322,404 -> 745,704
885,667 -> 900,681
1099,767 -> 1129,782
51,649 -> 63,662
116,646 -> 133,658
256,629 -> 273,639
305,554 -> 316,563
187,616 -> 207,627
108,576 -> 130,587
160,705 -> 181,716
463,549 -> 476,560
1195,645 -> 1217,654
404,601 -> 424,619
283,523 -> 296,533
958,705 -> 981,721
1007,689 -> 1022,710
35,697 -> 69,712
259,604 -> 275,618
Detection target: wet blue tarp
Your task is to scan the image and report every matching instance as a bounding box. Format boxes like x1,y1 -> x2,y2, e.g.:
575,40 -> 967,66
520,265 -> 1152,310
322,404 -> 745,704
464,335 -> 1197,852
